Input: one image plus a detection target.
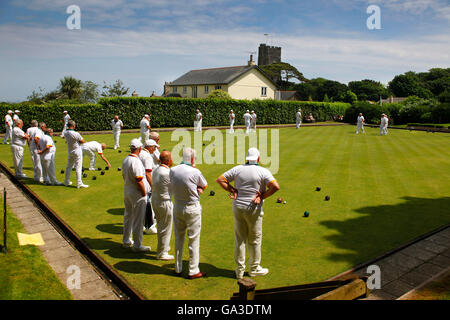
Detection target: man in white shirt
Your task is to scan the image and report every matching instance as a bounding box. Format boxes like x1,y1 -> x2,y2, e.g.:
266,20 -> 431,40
151,150 -> 174,260
170,148 -> 208,279
11,119 -> 29,178
380,114 -> 389,136
38,128 -> 62,186
26,120 -> 44,183
356,113 -> 365,134
122,139 -> 151,253
149,131 -> 161,166
251,111 -> 257,132
81,141 -> 111,171
13,110 -> 20,126
216,148 -> 280,279
64,120 -> 88,188
229,110 -> 235,134
61,111 -> 71,138
139,139 -> 159,235
194,109 -> 202,132
111,115 -> 123,150
3,110 -> 13,144
243,110 -> 252,134
140,114 -> 151,142
296,109 -> 302,129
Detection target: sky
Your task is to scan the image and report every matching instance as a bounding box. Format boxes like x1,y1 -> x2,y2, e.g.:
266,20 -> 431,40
0,0 -> 449,102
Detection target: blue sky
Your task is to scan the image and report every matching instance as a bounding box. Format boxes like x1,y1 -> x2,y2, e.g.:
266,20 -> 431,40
0,0 -> 449,102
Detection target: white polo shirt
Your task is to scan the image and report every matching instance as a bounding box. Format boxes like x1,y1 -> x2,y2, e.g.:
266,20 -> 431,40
152,164 -> 171,201
64,114 -> 71,125
5,115 -> 12,127
221,164 -> 276,208
170,163 -> 207,205
26,127 -> 43,150
243,113 -> 251,123
13,114 -> 20,122
357,116 -> 365,124
82,141 -> 103,154
111,119 -> 123,131
38,134 -> 55,160
296,111 -> 302,120
151,148 -> 160,167
11,127 -> 26,147
229,113 -> 235,122
196,112 -> 202,121
64,129 -> 84,154
140,118 -> 150,134
122,153 -> 150,194
251,113 -> 257,122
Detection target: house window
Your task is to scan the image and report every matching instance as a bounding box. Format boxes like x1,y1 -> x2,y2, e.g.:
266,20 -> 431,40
205,85 -> 209,94
183,86 -> 187,94
173,86 -> 177,93
215,85 -> 222,90
192,86 -> 198,98
261,87 -> 267,96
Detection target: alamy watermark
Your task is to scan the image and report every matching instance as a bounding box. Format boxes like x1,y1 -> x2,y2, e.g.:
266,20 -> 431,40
66,265 -> 81,289
66,5 -> 81,30
366,5 -> 381,30
170,129 -> 280,174
366,264 -> 381,290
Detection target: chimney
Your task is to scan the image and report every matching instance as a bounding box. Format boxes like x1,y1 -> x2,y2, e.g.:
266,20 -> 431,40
248,54 -> 255,66
163,81 -> 170,96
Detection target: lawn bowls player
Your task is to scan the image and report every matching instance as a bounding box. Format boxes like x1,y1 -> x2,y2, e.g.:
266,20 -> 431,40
251,111 -> 257,132
243,110 -> 251,134
149,131 -> 161,166
216,147 -> 280,279
81,141 -> 111,171
170,148 -> 208,279
140,114 -> 151,142
111,115 -> 123,150
11,119 -> 30,179
229,110 -> 235,133
64,120 -> 89,188
38,128 -> 62,186
151,150 -> 174,260
61,111 -> 71,138
25,120 -> 44,183
380,114 -> 389,136
13,110 -> 20,126
3,110 -> 13,144
122,139 -> 151,252
296,108 -> 302,129
194,109 -> 202,132
356,113 -> 365,134
139,139 -> 159,235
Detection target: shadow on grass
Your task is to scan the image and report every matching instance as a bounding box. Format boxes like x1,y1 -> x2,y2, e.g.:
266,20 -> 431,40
96,223 -> 123,234
319,196 -> 450,266
106,208 -> 124,216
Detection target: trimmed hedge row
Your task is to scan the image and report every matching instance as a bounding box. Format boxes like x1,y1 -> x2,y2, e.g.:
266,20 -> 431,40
406,123 -> 449,129
0,98 -> 350,133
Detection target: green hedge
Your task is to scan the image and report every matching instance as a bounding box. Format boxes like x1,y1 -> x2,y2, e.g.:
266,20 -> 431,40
406,123 -> 448,129
0,97 -> 350,133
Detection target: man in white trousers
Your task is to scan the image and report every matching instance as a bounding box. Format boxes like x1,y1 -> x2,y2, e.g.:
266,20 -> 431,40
61,111 -> 71,138
194,109 -> 202,132
64,120 -> 89,188
243,110 -> 252,134
356,113 -> 365,134
111,115 -> 123,149
151,150 -> 174,260
122,138 -> 151,253
296,109 -> 302,129
170,148 -> 208,279
81,141 -> 111,171
140,114 -> 151,142
216,147 -> 280,279
229,110 -> 235,133
11,119 -> 29,179
380,114 -> 389,136
3,110 -> 13,144
26,120 -> 44,183
38,128 -> 62,186
251,111 -> 257,132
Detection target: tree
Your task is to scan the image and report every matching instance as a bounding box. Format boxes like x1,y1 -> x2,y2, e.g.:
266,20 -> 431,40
340,90 -> 358,104
81,81 -> 100,102
259,62 -> 308,90
207,89 -> 232,99
388,72 -> 433,98
101,80 -> 130,97
348,79 -> 389,101
59,76 -> 83,100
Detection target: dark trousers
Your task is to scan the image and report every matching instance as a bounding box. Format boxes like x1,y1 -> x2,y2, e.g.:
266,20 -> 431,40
144,192 -> 154,229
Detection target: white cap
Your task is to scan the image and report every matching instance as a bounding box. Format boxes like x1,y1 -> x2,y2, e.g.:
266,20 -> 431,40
15,110 -> 20,113
144,139 -> 159,148
63,110 -> 68,114
246,147 -> 260,161
246,110 -> 249,113
7,110 -> 12,114
130,138 -> 143,149
144,114 -> 149,118
251,110 -> 255,113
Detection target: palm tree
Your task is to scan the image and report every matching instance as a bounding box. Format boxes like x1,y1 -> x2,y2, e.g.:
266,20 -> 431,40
59,76 -> 82,100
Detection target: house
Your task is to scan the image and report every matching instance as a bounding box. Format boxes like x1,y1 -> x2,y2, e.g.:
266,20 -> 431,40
379,96 -> 407,104
165,56 -> 277,100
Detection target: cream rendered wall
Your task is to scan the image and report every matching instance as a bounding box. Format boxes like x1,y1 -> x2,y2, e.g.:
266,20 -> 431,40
169,84 -> 228,98
227,69 -> 276,100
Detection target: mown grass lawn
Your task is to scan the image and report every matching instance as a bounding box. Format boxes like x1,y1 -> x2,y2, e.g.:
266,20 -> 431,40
0,198 -> 72,300
0,125 -> 449,299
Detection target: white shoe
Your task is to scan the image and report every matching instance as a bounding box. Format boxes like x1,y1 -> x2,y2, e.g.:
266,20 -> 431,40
64,181 -> 73,186
157,253 -> 174,260
148,225 -> 158,234
53,181 -> 63,186
77,184 -> 89,189
88,168 -> 96,171
235,270 -> 244,279
249,266 -> 269,277
131,245 -> 151,253
122,242 -> 133,248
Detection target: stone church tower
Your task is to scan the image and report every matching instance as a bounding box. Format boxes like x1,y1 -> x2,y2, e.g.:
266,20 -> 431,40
257,43 -> 281,66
